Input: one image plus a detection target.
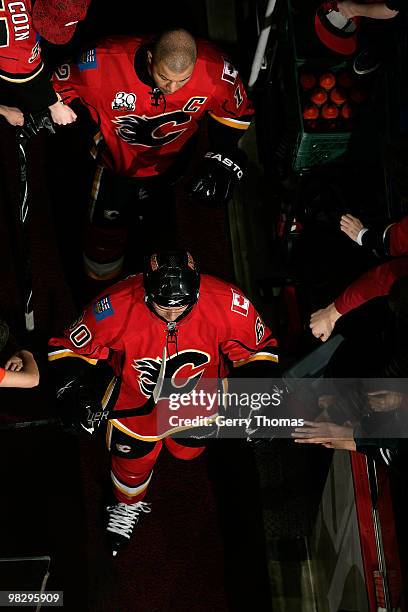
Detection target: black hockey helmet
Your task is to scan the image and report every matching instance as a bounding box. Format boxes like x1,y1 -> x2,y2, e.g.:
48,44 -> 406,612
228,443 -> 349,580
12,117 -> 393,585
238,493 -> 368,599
144,251 -> 200,308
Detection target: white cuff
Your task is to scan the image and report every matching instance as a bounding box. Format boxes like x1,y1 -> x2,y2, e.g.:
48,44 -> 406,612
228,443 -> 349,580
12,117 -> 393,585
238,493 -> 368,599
356,228 -> 369,246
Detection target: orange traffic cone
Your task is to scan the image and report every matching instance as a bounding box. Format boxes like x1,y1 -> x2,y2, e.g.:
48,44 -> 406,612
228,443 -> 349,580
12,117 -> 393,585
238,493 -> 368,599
319,72 -> 336,91
303,103 -> 320,120
321,103 -> 339,119
310,88 -> 328,106
330,88 -> 347,105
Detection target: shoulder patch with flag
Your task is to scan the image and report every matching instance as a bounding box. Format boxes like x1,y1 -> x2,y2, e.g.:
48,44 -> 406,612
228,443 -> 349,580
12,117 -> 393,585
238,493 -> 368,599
231,289 -> 249,316
93,295 -> 114,321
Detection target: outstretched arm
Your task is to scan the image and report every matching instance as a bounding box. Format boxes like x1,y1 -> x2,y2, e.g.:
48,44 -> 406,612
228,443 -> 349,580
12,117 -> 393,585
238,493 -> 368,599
0,350 -> 39,388
337,1 -> 399,19
340,214 -> 408,257
310,303 -> 342,342
292,420 -> 356,450
311,257 -> 408,342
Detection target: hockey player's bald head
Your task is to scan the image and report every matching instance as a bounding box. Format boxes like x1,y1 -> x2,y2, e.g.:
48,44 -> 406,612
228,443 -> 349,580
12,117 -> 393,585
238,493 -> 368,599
148,29 -> 197,94
153,29 -> 197,72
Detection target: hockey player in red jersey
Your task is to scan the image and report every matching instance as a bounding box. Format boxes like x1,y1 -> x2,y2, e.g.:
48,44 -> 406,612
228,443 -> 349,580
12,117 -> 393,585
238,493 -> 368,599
48,251 -> 279,556
0,0 -> 80,127
32,0 -> 92,46
52,29 -> 254,281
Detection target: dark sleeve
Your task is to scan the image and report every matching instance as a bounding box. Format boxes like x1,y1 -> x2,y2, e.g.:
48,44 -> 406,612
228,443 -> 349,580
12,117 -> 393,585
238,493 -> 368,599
354,437 -> 400,454
207,114 -> 246,154
4,68 -> 58,113
354,410 -> 402,452
48,344 -> 113,397
228,357 -> 280,378
361,217 -> 408,257
360,225 -> 390,257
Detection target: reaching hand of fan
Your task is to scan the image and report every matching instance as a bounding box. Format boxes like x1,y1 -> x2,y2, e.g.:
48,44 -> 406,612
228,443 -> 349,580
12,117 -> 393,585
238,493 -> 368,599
310,303 -> 342,342
337,0 -> 398,19
340,213 -> 365,242
0,105 -> 24,127
292,420 -> 356,450
0,350 -> 39,389
337,1 -> 361,19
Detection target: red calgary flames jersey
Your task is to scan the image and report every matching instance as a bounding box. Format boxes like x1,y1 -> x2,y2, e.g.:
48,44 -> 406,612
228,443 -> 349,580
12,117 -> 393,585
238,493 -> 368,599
49,274 -> 278,439
388,216 -> 408,257
0,0 -> 43,82
52,36 -> 254,178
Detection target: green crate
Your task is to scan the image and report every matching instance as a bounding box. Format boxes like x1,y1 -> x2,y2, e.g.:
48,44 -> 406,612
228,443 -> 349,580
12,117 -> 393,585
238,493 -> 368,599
293,61 -> 352,171
294,131 -> 351,170
280,0 -> 384,172
291,62 -> 385,171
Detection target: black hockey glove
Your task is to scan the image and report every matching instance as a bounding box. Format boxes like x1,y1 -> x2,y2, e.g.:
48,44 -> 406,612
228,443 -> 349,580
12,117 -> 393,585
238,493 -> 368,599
20,110 -> 56,139
189,151 -> 246,208
58,384 -> 108,438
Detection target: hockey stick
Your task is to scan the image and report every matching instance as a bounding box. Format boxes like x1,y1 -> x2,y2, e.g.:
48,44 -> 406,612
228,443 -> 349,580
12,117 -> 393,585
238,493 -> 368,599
0,405 -> 156,432
82,345 -> 167,434
0,346 -> 168,432
16,129 -> 34,332
16,112 -> 55,332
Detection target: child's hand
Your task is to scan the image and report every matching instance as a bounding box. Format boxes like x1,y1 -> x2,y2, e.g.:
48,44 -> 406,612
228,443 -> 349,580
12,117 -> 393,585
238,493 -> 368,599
5,353 -> 24,372
49,101 -> 77,126
0,105 -> 24,127
337,1 -> 361,19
